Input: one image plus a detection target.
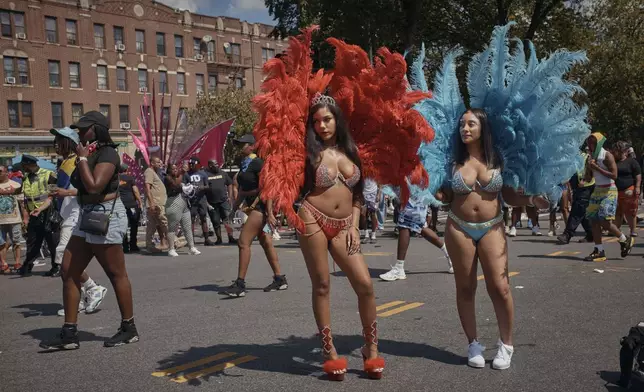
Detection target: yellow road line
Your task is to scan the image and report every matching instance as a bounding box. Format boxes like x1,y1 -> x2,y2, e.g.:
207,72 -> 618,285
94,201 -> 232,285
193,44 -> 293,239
546,251 -> 580,257
375,301 -> 406,312
151,352 -> 237,377
171,355 -> 258,383
377,302 -> 424,317
477,271 -> 520,281
363,252 -> 393,256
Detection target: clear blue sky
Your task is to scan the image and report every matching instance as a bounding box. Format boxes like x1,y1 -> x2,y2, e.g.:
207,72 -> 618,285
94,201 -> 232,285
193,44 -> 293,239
160,0 -> 274,25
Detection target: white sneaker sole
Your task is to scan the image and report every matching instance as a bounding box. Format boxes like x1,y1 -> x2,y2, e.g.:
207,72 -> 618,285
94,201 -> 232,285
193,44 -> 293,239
379,274 -> 406,281
467,359 -> 485,368
492,361 -> 511,370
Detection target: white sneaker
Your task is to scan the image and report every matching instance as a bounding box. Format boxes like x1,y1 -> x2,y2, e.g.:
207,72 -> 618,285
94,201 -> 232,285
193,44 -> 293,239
532,226 -> 542,236
272,231 -> 281,240
508,227 -> 517,237
84,285 -> 107,314
492,339 -> 514,370
168,249 -> 179,257
447,257 -> 454,274
547,229 -> 556,237
504,226 -> 510,234
189,247 -> 201,255
468,340 -> 486,368
57,290 -> 86,316
379,266 -> 406,281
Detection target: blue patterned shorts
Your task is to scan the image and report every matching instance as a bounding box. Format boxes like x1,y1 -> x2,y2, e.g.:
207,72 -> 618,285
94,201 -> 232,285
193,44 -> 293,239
397,204 -> 428,234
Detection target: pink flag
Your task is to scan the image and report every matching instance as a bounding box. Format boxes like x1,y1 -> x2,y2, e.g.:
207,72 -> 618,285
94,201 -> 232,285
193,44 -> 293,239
128,132 -> 150,166
176,118 -> 235,165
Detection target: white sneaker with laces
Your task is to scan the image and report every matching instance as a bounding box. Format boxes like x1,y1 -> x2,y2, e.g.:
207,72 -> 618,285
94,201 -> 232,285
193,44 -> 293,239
468,340 -> 486,368
168,249 -> 179,257
57,289 -> 86,316
189,247 -> 201,255
379,266 -> 406,281
508,227 -> 517,237
84,285 -> 107,314
492,339 -> 514,370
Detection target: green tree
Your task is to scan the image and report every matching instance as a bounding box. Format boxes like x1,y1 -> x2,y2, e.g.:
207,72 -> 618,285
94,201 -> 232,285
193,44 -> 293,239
185,89 -> 258,167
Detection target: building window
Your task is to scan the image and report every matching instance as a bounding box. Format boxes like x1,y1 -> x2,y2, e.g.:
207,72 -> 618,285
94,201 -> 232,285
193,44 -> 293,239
113,26 -> 124,47
45,16 -> 58,43
94,24 -> 105,49
7,101 -> 32,128
1,11 -> 25,38
3,56 -> 30,85
135,29 -> 145,53
158,70 -> 167,93
207,41 -> 215,62
208,74 -> 217,93
174,35 -> 184,58
97,65 -> 108,90
177,72 -> 186,94
51,102 -> 64,128
119,105 -> 129,124
262,48 -> 275,64
116,66 -> 127,91
193,38 -> 201,56
72,103 -> 83,123
68,62 -> 80,88
235,77 -> 243,89
48,60 -> 61,87
138,69 -> 148,91
230,43 -> 241,63
65,19 -> 77,45
196,74 -> 204,94
99,104 -> 111,128
156,32 -> 165,56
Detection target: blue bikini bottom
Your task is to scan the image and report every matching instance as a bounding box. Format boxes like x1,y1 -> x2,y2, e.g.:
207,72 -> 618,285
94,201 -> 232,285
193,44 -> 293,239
448,211 -> 504,243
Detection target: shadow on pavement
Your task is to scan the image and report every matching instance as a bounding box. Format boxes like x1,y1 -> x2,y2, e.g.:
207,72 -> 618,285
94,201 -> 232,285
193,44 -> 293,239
22,327 -> 106,351
12,303 -> 62,318
181,284 -> 265,294
273,242 -> 301,249
154,334 -> 463,386
597,370 -> 643,391
512,238 -> 558,244
517,254 -> 583,261
331,268 -> 436,279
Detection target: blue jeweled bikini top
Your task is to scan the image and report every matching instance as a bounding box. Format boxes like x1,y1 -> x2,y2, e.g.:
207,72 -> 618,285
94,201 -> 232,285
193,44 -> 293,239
451,168 -> 503,194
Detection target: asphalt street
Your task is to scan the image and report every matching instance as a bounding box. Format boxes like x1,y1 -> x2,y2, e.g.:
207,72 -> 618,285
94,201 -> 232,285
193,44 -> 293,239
1,220 -> 643,392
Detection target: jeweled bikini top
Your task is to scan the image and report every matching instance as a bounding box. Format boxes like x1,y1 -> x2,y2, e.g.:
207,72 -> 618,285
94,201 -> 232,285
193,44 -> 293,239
315,162 -> 361,189
452,168 -> 503,194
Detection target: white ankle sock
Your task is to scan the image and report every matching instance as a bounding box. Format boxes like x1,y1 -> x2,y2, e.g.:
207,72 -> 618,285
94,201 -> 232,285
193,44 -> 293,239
83,278 -> 96,291
619,233 -> 627,242
365,229 -> 371,238
596,244 -> 604,252
440,244 -> 449,259
395,260 -> 405,269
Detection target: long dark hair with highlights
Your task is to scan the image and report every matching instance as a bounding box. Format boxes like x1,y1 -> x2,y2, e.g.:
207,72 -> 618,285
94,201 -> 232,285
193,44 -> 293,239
302,102 -> 363,198
453,108 -> 502,169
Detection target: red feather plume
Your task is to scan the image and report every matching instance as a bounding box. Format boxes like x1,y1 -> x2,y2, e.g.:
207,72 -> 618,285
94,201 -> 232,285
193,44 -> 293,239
327,39 -> 435,207
253,26 -> 329,233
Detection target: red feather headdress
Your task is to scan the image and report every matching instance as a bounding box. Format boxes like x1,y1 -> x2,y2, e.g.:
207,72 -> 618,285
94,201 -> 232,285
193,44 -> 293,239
253,26 -> 434,232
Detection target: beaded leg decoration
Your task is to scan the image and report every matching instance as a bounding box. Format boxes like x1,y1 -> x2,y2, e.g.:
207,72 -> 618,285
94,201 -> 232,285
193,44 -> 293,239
361,321 -> 385,379
320,326 -> 347,381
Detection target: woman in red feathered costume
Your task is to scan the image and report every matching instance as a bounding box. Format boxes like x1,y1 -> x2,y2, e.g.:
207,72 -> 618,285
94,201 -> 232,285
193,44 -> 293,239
253,27 -> 434,381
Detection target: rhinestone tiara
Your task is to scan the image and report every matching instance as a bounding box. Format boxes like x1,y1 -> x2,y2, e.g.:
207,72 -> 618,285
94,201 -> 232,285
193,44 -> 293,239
311,92 -> 336,107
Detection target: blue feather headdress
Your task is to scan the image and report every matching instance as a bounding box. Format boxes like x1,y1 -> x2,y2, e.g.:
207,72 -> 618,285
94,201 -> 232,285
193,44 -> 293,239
410,23 -> 589,204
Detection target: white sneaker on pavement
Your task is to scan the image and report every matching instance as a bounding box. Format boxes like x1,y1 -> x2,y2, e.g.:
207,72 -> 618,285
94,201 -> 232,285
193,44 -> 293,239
532,226 -> 542,236
447,257 -> 454,274
492,339 -> 514,370
84,285 -> 107,314
189,247 -> 201,255
379,265 -> 406,281
508,227 -> 517,237
468,340 -> 486,368
168,249 -> 179,257
57,289 -> 86,316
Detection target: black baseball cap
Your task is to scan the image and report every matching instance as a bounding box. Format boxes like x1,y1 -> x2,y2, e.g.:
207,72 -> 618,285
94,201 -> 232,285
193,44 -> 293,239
70,110 -> 109,130
233,134 -> 255,144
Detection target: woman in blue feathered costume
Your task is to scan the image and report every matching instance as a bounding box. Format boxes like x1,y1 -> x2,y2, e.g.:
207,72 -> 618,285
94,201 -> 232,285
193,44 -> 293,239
409,23 -> 589,370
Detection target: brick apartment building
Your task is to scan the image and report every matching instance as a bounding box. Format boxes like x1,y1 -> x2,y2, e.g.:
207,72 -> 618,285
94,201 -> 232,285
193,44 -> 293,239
0,0 -> 285,163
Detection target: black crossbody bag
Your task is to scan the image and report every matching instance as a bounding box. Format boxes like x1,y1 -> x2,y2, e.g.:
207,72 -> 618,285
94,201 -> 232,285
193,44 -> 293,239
79,182 -> 119,236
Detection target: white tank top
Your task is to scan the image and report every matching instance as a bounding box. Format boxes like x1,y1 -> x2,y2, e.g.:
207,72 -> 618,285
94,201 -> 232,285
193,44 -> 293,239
593,148 -> 614,186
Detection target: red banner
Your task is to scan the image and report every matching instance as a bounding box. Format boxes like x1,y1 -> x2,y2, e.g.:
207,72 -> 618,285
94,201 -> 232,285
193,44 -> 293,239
176,118 -> 235,165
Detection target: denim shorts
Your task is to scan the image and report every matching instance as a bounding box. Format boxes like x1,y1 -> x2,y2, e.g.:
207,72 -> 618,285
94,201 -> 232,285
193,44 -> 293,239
73,198 -> 128,245
397,204 -> 428,234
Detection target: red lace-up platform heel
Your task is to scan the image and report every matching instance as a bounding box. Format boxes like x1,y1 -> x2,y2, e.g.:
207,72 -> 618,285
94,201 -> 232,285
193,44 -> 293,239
320,326 -> 347,381
361,321 -> 385,379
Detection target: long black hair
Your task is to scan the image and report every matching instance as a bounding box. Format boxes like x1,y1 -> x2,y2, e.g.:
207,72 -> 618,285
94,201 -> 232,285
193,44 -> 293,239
453,108 -> 502,169
54,135 -> 77,157
302,102 -> 364,197
94,124 -> 116,146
